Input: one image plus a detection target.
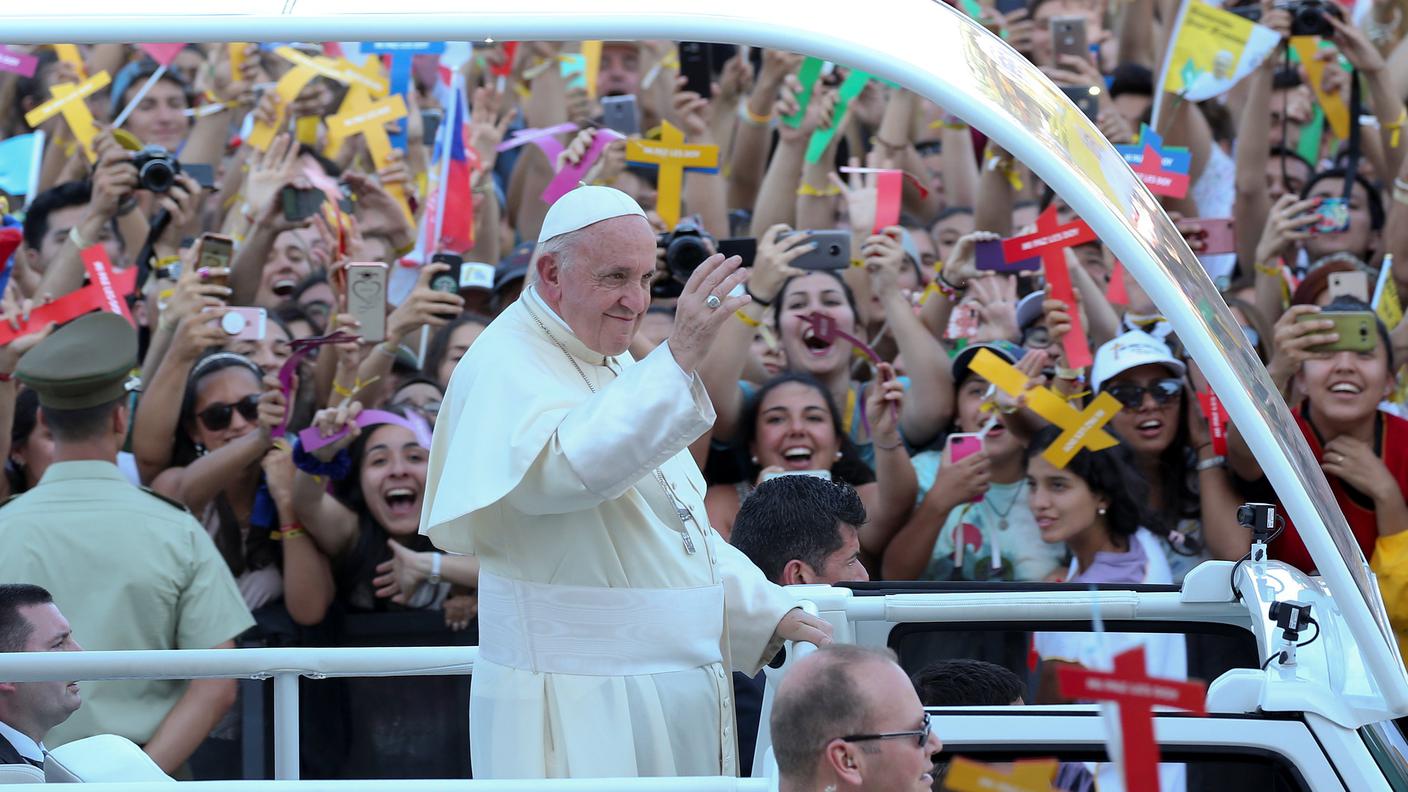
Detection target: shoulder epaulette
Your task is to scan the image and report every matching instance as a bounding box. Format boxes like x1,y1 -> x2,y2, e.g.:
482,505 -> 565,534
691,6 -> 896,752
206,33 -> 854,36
139,486 -> 193,515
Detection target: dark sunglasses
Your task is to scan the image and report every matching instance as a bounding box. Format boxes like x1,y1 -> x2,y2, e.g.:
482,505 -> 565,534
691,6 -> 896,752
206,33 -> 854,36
840,711 -> 931,748
197,393 -> 261,431
1105,378 -> 1183,409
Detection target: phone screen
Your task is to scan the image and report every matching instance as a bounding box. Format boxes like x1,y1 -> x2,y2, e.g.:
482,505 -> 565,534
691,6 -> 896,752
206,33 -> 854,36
198,234 -> 233,287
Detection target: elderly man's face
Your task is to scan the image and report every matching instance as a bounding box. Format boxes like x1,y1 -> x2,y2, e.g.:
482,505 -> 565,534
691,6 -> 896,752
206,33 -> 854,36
540,215 -> 657,356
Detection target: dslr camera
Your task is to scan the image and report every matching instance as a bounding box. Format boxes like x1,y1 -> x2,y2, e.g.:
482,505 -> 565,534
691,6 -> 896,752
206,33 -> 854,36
657,219 -> 714,295
1280,0 -> 1343,36
132,145 -> 181,193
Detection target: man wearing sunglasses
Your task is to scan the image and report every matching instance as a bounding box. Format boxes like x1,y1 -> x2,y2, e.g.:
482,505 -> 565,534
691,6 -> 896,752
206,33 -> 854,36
0,313 -> 253,775
771,645 -> 942,792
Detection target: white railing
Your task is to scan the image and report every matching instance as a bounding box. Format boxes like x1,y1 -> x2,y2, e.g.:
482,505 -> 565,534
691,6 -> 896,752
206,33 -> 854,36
0,588 -> 1255,782
58,781 -> 770,791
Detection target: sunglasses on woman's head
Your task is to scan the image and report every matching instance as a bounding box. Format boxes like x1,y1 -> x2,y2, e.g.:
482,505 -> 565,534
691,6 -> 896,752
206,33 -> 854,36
197,394 -> 261,431
1105,378 -> 1183,409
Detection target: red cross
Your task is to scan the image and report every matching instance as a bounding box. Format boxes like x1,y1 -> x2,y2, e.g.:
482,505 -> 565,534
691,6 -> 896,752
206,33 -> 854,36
1057,646 -> 1207,791
1001,204 -> 1096,367
1131,144 -> 1191,199
0,245 -> 135,345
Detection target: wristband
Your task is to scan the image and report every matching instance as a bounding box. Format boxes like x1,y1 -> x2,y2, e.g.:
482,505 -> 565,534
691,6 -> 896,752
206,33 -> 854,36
874,436 -> 904,451
292,440 -> 353,480
735,310 -> 760,328
738,104 -> 772,127
0,372 -> 12,383
68,225 -> 93,250
797,183 -> 841,197
1054,365 -> 1086,381
743,284 -> 772,307
1254,259 -> 1283,277
427,552 -> 444,586
1195,455 -> 1227,471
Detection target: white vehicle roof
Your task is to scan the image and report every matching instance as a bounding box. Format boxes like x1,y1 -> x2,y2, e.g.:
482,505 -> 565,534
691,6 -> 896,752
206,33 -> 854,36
3,0 -> 1403,709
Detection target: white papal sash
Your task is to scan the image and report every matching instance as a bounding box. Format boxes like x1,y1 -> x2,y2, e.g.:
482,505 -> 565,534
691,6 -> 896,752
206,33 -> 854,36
477,570 -> 725,676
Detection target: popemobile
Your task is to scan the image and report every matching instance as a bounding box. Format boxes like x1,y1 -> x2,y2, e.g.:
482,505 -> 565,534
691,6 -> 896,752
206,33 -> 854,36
1,0 -> 1406,790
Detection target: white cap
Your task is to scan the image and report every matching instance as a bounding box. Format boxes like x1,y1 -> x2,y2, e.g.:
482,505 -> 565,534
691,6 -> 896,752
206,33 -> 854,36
535,185 -> 647,246
1091,329 -> 1186,392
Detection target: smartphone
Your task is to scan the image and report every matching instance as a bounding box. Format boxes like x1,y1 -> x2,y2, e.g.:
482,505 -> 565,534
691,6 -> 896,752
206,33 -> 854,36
429,253 -> 462,294
346,262 -> 389,342
1328,270 -> 1369,302
946,432 -> 986,503
1309,197 -> 1350,235
976,238 -> 1039,272
1059,84 -> 1100,121
1050,16 -> 1090,64
1184,217 -> 1235,256
946,432 -> 985,463
420,109 -> 443,147
182,162 -> 216,190
218,306 -> 267,341
281,185 -> 326,223
600,94 -> 641,137
778,229 -> 851,270
678,41 -> 714,99
197,233 -> 233,288
718,237 -> 758,267
1297,310 -> 1377,353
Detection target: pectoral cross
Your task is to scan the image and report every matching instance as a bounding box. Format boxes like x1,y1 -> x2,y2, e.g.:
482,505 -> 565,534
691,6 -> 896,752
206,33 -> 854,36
24,71 -> 110,162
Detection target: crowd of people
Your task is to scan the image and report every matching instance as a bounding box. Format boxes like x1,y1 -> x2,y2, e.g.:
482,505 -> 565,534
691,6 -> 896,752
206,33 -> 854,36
3,0 -> 1408,781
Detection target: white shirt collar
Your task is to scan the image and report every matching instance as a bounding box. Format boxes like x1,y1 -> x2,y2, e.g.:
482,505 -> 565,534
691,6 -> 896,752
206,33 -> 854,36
0,720 -> 45,763
525,284 -> 573,337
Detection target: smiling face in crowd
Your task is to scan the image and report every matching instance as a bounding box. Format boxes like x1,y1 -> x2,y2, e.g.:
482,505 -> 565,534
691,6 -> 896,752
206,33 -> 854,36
359,424 -> 430,538
751,380 -> 843,473
779,273 -> 857,380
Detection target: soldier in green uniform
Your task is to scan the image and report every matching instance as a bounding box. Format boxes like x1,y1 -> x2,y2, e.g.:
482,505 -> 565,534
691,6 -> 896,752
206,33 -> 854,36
0,312 -> 253,775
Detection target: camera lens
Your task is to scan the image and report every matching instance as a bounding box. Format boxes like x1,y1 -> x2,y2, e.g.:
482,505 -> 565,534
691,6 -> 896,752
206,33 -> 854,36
827,244 -> 841,257
666,235 -> 711,284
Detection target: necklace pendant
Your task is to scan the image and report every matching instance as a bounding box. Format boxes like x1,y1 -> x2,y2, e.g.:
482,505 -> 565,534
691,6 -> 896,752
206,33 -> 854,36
998,518 -> 1008,532
682,531 -> 697,555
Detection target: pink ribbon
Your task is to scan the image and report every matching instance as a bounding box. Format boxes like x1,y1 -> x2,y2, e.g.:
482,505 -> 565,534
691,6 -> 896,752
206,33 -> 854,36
542,128 -> 624,204
495,122 -> 578,159
298,408 -> 433,452
273,330 -> 361,436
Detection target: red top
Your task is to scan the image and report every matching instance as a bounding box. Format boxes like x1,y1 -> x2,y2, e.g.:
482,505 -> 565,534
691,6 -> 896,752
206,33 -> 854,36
1273,406 -> 1408,573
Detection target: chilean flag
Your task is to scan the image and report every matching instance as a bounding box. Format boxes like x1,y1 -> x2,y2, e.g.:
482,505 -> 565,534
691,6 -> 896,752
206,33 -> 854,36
427,80 -> 474,253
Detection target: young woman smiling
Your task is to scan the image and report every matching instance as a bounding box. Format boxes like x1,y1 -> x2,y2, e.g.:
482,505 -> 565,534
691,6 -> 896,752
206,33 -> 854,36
1229,297 -> 1408,571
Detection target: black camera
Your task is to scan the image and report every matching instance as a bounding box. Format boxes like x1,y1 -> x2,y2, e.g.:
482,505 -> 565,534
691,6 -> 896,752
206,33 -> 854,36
132,145 -> 181,193
658,219 -> 714,287
1283,0 -> 1343,36
1268,600 -> 1313,642
1237,502 -> 1279,543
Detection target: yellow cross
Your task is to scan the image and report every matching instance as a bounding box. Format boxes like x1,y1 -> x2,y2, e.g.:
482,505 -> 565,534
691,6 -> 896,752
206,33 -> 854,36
246,61 -> 320,151
24,71 -> 111,162
625,121 -> 719,228
327,93 -> 413,223
52,44 -> 87,81
968,349 -> 1120,468
944,756 -> 1059,792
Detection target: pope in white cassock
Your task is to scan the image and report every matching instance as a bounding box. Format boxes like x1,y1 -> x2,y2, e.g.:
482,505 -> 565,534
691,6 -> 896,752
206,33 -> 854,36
420,186 -> 833,779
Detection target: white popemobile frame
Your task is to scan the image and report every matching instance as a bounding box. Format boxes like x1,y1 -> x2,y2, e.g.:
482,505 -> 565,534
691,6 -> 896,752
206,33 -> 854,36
2,0 -> 1407,786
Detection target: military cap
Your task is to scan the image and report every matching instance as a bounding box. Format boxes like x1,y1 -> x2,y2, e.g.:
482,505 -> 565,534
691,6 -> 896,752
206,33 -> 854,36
16,312 -> 138,409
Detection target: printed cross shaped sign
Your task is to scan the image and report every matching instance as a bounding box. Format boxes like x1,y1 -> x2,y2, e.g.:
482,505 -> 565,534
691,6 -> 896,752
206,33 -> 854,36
361,41 -> 445,151
968,349 -> 1119,468
1001,204 -> 1096,368
323,56 -> 391,158
23,71 -> 111,162
1058,646 -> 1207,792
943,756 -> 1059,792
0,245 -> 135,345
327,93 -> 413,223
0,45 -> 38,78
625,121 -> 719,228
1115,125 -> 1190,199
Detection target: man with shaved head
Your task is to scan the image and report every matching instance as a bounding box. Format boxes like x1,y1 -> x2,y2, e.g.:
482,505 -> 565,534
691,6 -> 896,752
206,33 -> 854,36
421,185 -> 832,779
771,645 -> 942,792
